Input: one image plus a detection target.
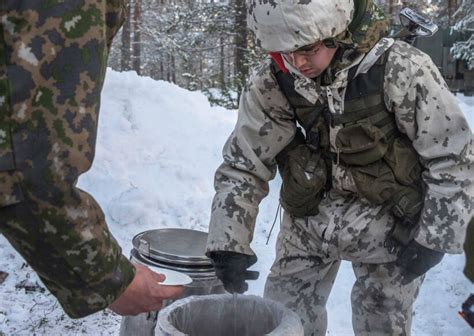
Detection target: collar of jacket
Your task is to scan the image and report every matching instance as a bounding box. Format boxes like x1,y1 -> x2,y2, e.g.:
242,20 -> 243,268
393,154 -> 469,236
269,52 -> 289,74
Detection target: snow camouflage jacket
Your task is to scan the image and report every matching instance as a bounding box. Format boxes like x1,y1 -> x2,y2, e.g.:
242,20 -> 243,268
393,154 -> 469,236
207,0 -> 473,262
0,1 -> 135,317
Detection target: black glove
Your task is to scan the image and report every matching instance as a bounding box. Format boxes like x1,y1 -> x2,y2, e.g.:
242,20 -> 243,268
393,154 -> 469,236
208,251 -> 259,294
396,240 -> 444,285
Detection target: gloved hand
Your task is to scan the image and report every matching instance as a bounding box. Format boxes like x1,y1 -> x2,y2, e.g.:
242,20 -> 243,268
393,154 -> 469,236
207,251 -> 259,294
396,240 -> 444,285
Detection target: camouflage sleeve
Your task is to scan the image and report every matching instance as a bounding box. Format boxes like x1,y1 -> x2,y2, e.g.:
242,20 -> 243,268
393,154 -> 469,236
0,0 -> 135,318
385,41 -> 474,254
206,60 -> 296,256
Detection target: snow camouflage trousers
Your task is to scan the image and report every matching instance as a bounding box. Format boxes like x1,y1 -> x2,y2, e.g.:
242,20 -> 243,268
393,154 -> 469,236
0,0 -> 135,317
264,210 -> 424,336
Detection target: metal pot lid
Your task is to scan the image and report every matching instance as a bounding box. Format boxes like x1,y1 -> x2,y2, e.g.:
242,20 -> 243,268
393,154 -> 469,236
132,228 -> 212,266
130,249 -> 217,280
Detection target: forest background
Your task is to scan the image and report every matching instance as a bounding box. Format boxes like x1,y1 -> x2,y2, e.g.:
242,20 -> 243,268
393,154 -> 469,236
109,0 -> 474,108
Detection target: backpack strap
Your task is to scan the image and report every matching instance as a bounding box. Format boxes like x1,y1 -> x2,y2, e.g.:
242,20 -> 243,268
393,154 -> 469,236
353,37 -> 394,78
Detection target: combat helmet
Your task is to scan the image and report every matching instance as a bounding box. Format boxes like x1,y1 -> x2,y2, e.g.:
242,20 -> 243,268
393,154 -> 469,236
247,0 -> 355,53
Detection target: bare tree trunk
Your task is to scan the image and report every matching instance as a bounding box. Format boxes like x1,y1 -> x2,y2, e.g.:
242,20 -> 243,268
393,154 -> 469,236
448,0 -> 458,25
160,60 -> 164,80
167,54 -> 171,82
388,0 -> 397,27
171,55 -> 176,84
121,0 -> 132,71
220,36 -> 225,89
132,0 -> 141,75
234,0 -> 247,101
199,55 -> 203,90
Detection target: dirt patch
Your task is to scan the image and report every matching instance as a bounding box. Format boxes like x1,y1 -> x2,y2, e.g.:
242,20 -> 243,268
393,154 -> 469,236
0,271 -> 8,285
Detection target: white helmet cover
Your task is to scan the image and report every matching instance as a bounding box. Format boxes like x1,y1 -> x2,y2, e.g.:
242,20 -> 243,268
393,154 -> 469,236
247,0 -> 354,52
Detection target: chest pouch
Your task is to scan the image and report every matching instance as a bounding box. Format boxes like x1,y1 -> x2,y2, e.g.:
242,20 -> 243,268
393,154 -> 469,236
280,144 -> 327,217
349,140 -> 423,213
335,122 -> 394,166
351,161 -> 397,204
350,136 -> 424,246
384,136 -> 422,186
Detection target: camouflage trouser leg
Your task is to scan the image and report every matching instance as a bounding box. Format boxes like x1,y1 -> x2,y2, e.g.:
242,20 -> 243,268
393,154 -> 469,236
351,262 -> 424,336
263,211 -> 424,336
263,212 -> 340,336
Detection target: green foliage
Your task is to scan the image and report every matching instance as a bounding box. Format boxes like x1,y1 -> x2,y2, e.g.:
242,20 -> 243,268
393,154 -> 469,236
203,86 -> 238,110
450,0 -> 474,68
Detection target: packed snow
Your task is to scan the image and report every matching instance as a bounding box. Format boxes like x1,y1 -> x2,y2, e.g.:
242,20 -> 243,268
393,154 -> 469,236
0,69 -> 473,335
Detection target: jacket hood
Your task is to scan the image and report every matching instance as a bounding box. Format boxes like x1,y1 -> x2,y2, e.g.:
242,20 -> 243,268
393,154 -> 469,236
349,0 -> 389,54
327,0 -> 389,75
248,0 -> 354,53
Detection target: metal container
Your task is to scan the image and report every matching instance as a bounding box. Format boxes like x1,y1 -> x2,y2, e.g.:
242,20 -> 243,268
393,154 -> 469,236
119,229 -> 225,336
157,294 -> 304,336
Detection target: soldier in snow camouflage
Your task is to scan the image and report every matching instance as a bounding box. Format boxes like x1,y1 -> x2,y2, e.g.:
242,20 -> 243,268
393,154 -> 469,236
206,0 -> 473,335
0,0 -> 182,318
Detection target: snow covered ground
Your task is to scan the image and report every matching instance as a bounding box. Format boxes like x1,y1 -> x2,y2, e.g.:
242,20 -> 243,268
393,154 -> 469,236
0,70 -> 473,335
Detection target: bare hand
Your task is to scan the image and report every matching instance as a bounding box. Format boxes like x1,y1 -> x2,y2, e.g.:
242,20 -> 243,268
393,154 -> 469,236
108,263 -> 184,316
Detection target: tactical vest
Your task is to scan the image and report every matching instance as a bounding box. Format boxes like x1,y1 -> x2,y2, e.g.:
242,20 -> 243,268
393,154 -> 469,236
272,48 -> 424,245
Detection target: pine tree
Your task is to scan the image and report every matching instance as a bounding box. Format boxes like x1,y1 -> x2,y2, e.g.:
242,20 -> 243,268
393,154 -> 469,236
450,0 -> 473,69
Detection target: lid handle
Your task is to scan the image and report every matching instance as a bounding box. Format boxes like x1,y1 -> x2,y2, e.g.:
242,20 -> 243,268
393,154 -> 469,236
138,239 -> 151,257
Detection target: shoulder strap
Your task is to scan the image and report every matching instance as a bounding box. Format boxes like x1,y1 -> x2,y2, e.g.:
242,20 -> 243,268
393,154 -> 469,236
353,37 -> 394,78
